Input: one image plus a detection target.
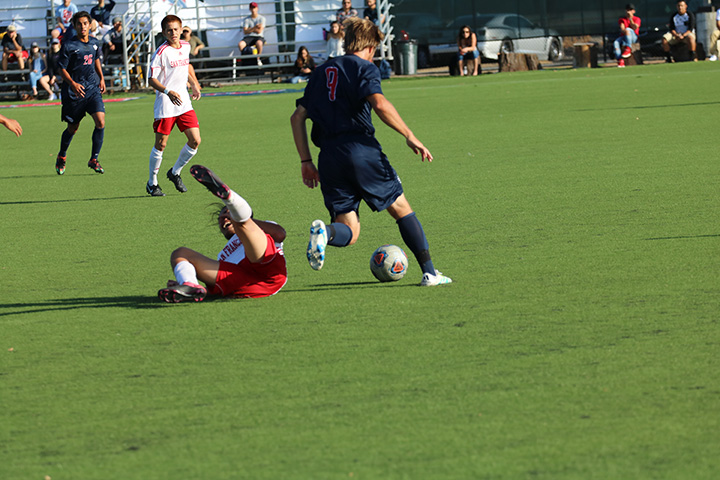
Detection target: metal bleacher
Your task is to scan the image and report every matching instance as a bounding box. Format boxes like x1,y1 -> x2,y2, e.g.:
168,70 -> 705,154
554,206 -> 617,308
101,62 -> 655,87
1,0 -> 395,100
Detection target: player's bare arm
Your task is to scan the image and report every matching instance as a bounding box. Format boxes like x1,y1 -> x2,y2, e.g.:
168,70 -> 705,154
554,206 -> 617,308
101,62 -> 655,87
95,58 -> 106,93
149,76 -> 182,106
290,104 -> 320,189
255,220 -> 287,243
0,114 -> 22,137
188,64 -> 201,100
367,93 -> 433,162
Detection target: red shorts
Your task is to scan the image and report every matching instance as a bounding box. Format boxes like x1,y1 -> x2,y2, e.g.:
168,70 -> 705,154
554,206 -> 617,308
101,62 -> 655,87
153,110 -> 199,135
210,234 -> 288,298
7,51 -> 29,62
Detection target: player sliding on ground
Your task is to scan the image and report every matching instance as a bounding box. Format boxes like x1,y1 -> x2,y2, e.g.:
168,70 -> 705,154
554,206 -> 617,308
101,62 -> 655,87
290,17 -> 451,286
157,165 -> 288,303
55,11 -> 106,175
146,14 -> 202,197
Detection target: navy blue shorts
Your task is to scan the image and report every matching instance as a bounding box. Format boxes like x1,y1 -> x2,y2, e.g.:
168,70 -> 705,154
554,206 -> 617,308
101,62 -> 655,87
318,135 -> 403,219
61,88 -> 105,124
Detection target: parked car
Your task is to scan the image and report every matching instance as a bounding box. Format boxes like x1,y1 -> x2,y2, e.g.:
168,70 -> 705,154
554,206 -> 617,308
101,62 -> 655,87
451,13 -> 564,62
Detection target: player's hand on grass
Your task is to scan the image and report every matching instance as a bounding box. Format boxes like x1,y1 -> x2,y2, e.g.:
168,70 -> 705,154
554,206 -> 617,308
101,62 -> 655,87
406,135 -> 433,162
301,161 -> 320,189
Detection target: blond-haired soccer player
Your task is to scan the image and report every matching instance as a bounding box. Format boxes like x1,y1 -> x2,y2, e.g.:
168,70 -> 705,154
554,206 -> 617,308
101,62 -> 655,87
146,14 -> 202,196
290,17 -> 451,286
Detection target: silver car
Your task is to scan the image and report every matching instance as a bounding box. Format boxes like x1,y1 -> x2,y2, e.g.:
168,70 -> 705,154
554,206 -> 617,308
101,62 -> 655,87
453,13 -> 563,61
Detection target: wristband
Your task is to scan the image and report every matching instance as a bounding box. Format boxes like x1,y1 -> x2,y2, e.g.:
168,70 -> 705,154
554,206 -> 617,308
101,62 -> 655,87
163,88 -> 170,95
301,159 -> 312,163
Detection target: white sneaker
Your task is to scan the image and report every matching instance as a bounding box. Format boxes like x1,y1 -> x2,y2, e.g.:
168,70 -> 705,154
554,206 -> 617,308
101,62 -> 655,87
307,219 -> 328,270
420,270 -> 453,286
48,93 -> 56,101
709,55 -> 718,61
257,58 -> 263,66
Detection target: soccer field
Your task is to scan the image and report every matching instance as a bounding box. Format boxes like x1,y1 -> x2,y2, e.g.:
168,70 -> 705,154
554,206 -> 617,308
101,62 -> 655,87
1,62 -> 719,479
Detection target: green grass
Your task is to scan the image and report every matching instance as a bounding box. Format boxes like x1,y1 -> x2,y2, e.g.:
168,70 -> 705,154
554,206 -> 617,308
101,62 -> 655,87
1,62 -> 719,479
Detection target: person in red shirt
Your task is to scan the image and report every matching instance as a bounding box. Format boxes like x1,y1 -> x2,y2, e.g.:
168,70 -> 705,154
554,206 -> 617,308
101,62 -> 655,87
613,4 -> 641,67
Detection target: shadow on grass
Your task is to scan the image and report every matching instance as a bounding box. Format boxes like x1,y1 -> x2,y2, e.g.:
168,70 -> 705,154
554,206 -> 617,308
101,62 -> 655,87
645,234 -> 720,240
574,101 -> 720,112
0,195 -> 148,206
282,281 -> 417,293
0,295 -> 164,317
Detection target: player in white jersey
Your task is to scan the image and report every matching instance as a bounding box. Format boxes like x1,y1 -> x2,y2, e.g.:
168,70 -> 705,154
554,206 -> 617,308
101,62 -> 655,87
146,14 -> 202,197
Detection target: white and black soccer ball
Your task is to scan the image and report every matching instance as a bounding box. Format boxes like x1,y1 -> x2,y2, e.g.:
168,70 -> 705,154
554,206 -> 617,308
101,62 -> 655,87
370,244 -> 408,282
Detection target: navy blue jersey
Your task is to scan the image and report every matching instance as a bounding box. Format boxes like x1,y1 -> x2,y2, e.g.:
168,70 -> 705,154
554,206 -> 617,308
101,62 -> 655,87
58,36 -> 103,96
297,55 -> 383,147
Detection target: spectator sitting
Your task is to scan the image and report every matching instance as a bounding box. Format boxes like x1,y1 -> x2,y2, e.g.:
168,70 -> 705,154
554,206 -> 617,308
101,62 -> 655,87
28,42 -> 54,99
238,2 -> 266,65
363,0 -> 384,26
662,0 -> 697,62
614,4 -> 641,67
336,0 -> 358,26
181,27 -> 205,58
102,17 -> 124,63
326,20 -> 345,58
707,8 -> 720,61
2,24 -> 28,71
53,0 -> 78,40
39,38 -> 62,100
90,0 -> 116,37
457,25 -> 480,76
289,46 -> 315,84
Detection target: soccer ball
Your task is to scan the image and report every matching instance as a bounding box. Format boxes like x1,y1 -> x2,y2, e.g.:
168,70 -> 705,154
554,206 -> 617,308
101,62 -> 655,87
370,244 -> 408,282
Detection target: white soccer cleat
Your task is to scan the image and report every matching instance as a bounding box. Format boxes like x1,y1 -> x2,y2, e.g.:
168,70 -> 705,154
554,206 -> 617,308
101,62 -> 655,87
709,55 -> 718,61
420,270 -> 453,286
307,219 -> 328,270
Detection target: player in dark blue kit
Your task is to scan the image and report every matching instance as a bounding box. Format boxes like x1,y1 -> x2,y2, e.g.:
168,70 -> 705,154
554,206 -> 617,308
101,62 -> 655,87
55,11 -> 106,175
290,17 -> 451,286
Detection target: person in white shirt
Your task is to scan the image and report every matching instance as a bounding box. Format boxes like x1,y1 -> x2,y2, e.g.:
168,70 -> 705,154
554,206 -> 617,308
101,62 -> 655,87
146,14 -> 202,197
326,20 -> 344,58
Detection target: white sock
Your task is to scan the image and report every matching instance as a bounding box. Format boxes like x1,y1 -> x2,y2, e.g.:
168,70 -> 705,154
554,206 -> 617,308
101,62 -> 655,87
149,147 -> 163,186
225,190 -> 253,223
172,143 -> 197,175
173,260 -> 199,286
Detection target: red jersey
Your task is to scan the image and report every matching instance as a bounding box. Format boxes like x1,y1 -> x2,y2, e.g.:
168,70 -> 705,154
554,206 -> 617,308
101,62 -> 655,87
619,15 -> 641,35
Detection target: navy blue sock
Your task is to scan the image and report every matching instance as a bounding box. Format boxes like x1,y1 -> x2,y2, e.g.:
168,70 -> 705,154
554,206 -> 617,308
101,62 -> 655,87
91,127 -> 104,160
327,222 -> 353,247
59,128 -> 74,157
397,212 -> 435,275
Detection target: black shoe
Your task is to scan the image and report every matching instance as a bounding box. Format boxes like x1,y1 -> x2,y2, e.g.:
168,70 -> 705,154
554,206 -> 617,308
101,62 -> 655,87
88,158 -> 104,174
166,168 -> 188,193
158,282 -> 207,303
190,164 -> 230,199
146,183 -> 165,196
